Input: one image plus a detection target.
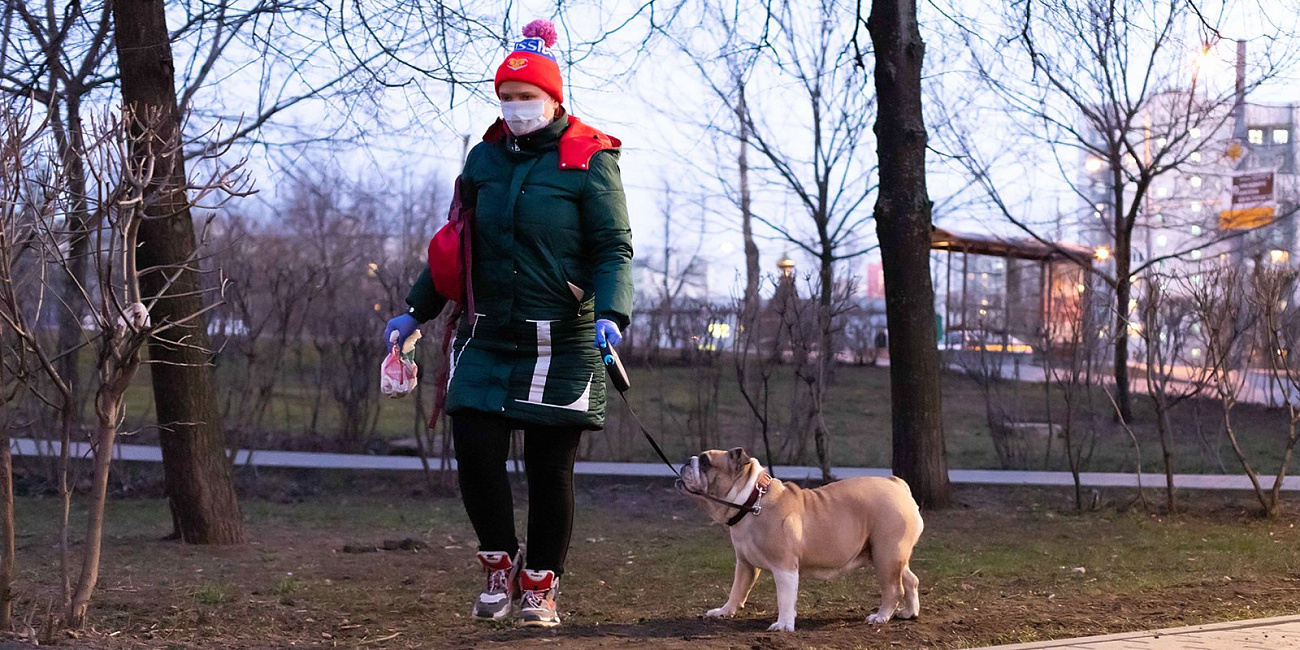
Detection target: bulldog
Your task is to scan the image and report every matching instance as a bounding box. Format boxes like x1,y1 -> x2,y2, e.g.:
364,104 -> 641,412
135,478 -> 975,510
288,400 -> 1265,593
681,448 -> 924,632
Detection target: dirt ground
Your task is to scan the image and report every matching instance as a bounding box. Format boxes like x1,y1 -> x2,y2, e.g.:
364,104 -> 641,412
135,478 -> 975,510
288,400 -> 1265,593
10,478 -> 1300,649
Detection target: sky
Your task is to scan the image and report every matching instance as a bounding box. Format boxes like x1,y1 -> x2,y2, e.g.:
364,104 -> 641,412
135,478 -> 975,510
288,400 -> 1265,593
170,0 -> 1300,301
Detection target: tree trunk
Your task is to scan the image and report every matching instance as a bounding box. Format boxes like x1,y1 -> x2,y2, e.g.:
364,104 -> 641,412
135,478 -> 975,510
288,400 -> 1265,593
1155,402 -> 1177,513
0,408 -> 13,630
738,84 -> 760,316
112,0 -> 244,544
66,409 -> 118,628
1113,237 -> 1133,421
51,96 -> 91,423
868,0 -> 950,508
814,253 -> 835,481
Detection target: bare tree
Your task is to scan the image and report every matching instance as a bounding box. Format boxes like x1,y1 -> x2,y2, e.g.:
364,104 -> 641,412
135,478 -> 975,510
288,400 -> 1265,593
1137,272 -> 1207,512
1247,266 -> 1300,515
113,0 -> 249,544
1188,265 -> 1270,512
1043,273 -> 1105,510
0,107 -> 246,628
211,216 -> 326,453
687,0 -> 878,480
866,0 -> 950,506
945,0 -> 1300,420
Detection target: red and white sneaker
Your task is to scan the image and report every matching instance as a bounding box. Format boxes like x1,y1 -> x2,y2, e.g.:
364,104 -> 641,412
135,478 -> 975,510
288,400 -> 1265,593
472,551 -> 521,621
519,569 -> 561,627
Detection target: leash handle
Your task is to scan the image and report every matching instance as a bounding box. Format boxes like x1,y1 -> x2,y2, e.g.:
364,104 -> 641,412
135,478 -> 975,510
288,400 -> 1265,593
598,340 -> 630,393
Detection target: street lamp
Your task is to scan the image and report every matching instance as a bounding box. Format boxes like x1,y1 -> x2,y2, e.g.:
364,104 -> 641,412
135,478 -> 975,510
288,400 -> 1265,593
1094,246 -> 1111,262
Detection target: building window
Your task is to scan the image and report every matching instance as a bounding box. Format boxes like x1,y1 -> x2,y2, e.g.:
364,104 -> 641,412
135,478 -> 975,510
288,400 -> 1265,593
1249,129 -> 1264,144
1191,201 -> 1203,213
1191,151 -> 1202,163
1191,127 -> 1202,138
1156,137 -> 1168,147
1157,186 -> 1169,197
1275,129 -> 1290,144
1156,234 -> 1168,247
1192,249 -> 1202,260
1190,176 -> 1203,188
1271,249 -> 1290,264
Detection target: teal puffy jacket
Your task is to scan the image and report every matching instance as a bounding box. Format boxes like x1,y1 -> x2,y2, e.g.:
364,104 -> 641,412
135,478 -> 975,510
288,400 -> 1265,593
406,114 -> 634,429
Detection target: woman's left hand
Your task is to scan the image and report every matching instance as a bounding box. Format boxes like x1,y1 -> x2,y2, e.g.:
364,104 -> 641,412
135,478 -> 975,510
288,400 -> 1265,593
595,319 -> 622,348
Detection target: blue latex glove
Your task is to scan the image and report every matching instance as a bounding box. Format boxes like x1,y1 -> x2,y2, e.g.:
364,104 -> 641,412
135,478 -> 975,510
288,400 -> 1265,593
595,319 -> 622,348
383,313 -> 420,348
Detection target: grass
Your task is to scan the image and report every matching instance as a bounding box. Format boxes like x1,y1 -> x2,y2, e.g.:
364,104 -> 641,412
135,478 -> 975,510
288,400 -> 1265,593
35,346 -> 1300,475
191,582 -> 236,606
11,481 -> 1300,649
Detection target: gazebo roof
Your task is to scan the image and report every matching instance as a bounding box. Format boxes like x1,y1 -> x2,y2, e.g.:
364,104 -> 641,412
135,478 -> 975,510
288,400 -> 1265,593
930,227 -> 1093,264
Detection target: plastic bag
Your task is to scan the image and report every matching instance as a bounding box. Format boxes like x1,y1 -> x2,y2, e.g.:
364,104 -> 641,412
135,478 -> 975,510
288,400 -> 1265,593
380,329 -> 422,399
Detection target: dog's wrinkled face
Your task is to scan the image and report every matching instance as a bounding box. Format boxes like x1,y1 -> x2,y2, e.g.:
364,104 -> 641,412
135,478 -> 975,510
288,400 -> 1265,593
681,447 -> 753,498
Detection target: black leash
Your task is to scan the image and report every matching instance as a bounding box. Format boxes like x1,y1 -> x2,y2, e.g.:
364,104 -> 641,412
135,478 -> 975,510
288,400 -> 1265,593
598,341 -> 761,515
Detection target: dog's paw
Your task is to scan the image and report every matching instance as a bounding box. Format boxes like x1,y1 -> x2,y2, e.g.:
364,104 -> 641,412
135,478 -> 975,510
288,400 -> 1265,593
866,612 -> 892,625
705,606 -> 736,618
766,621 -> 795,632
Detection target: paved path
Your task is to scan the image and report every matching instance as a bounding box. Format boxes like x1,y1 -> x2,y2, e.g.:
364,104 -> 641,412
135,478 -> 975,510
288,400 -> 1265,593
968,614 -> 1300,649
943,355 -> 1295,408
13,439 -> 1300,491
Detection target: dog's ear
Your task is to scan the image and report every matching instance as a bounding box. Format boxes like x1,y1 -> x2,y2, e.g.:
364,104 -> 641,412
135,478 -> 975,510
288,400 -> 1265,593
727,447 -> 751,467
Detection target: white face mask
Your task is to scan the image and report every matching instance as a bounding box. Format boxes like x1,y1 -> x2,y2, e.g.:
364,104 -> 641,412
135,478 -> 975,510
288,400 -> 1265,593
501,99 -> 551,136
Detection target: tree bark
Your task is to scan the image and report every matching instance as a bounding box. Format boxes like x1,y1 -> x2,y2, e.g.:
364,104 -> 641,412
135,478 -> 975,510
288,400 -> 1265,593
737,83 -> 760,316
814,252 -> 835,481
66,409 -> 117,628
868,0 -> 950,508
112,0 -> 244,544
1113,224 -> 1133,421
0,406 -> 13,630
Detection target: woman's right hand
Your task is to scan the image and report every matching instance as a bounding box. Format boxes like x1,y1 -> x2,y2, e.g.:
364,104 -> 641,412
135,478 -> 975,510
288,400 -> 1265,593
383,313 -> 420,348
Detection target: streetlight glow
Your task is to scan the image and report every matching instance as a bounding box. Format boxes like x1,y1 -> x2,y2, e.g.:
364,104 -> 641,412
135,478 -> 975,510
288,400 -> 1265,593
1094,246 -> 1111,262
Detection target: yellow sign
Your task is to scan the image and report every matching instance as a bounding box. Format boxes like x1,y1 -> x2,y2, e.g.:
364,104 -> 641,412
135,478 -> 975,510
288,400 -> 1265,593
1219,171 -> 1276,230
1220,206 -> 1276,230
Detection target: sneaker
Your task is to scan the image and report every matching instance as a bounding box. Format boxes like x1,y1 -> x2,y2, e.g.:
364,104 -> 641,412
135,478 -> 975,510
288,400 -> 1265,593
472,550 -> 521,621
519,569 -> 561,627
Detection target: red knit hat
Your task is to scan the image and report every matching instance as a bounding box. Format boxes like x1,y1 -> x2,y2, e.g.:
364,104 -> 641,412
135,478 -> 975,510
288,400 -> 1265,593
494,20 -> 564,104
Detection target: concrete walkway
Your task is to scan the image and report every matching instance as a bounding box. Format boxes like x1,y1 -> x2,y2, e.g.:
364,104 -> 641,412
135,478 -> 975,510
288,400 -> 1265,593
968,614 -> 1300,649
13,438 -> 1300,491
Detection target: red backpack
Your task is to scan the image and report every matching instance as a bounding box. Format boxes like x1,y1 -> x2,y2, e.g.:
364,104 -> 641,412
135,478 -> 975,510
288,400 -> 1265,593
427,176 -> 474,313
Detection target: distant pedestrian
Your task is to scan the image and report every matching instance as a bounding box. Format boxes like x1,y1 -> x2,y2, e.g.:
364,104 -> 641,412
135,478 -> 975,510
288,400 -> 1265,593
382,19 -> 633,628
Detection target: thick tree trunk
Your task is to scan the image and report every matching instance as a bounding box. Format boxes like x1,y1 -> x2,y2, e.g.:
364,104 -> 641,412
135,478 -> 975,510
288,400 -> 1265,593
868,0 -> 950,508
112,0 -> 244,544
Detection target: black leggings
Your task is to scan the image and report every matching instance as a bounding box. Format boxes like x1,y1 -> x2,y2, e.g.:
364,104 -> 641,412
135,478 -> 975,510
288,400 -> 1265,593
452,410 -> 582,575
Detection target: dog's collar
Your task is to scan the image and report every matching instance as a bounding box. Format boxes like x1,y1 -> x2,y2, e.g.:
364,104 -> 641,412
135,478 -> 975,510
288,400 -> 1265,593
726,471 -> 772,527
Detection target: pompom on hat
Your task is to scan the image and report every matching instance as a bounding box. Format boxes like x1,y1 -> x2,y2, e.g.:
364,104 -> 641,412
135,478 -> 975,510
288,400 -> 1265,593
495,20 -> 564,104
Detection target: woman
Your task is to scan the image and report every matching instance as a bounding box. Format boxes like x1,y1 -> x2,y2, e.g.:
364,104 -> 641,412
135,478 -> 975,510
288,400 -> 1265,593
383,19 -> 633,628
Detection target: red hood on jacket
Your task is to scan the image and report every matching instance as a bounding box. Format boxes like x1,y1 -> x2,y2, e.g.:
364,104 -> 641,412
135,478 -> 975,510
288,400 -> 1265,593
482,115 -> 621,171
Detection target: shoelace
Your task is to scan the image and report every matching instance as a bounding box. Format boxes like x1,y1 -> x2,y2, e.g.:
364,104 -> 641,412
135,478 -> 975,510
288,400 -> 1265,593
521,588 -> 548,610
486,568 -> 509,593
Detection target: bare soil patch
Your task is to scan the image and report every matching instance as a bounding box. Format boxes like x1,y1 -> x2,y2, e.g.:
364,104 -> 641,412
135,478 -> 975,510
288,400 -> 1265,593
10,480 -> 1300,649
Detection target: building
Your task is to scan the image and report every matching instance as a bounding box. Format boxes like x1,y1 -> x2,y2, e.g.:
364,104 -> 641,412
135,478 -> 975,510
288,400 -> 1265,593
1077,94 -> 1298,275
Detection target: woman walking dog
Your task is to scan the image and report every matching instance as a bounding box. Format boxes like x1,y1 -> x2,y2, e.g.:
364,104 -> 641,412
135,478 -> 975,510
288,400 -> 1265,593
383,19 -> 633,628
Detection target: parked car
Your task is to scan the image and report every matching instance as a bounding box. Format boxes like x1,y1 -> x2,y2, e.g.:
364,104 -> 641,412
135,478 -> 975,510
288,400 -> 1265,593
939,330 -> 1034,354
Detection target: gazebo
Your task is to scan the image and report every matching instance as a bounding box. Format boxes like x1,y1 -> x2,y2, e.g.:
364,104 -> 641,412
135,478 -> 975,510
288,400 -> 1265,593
930,227 -> 1095,352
